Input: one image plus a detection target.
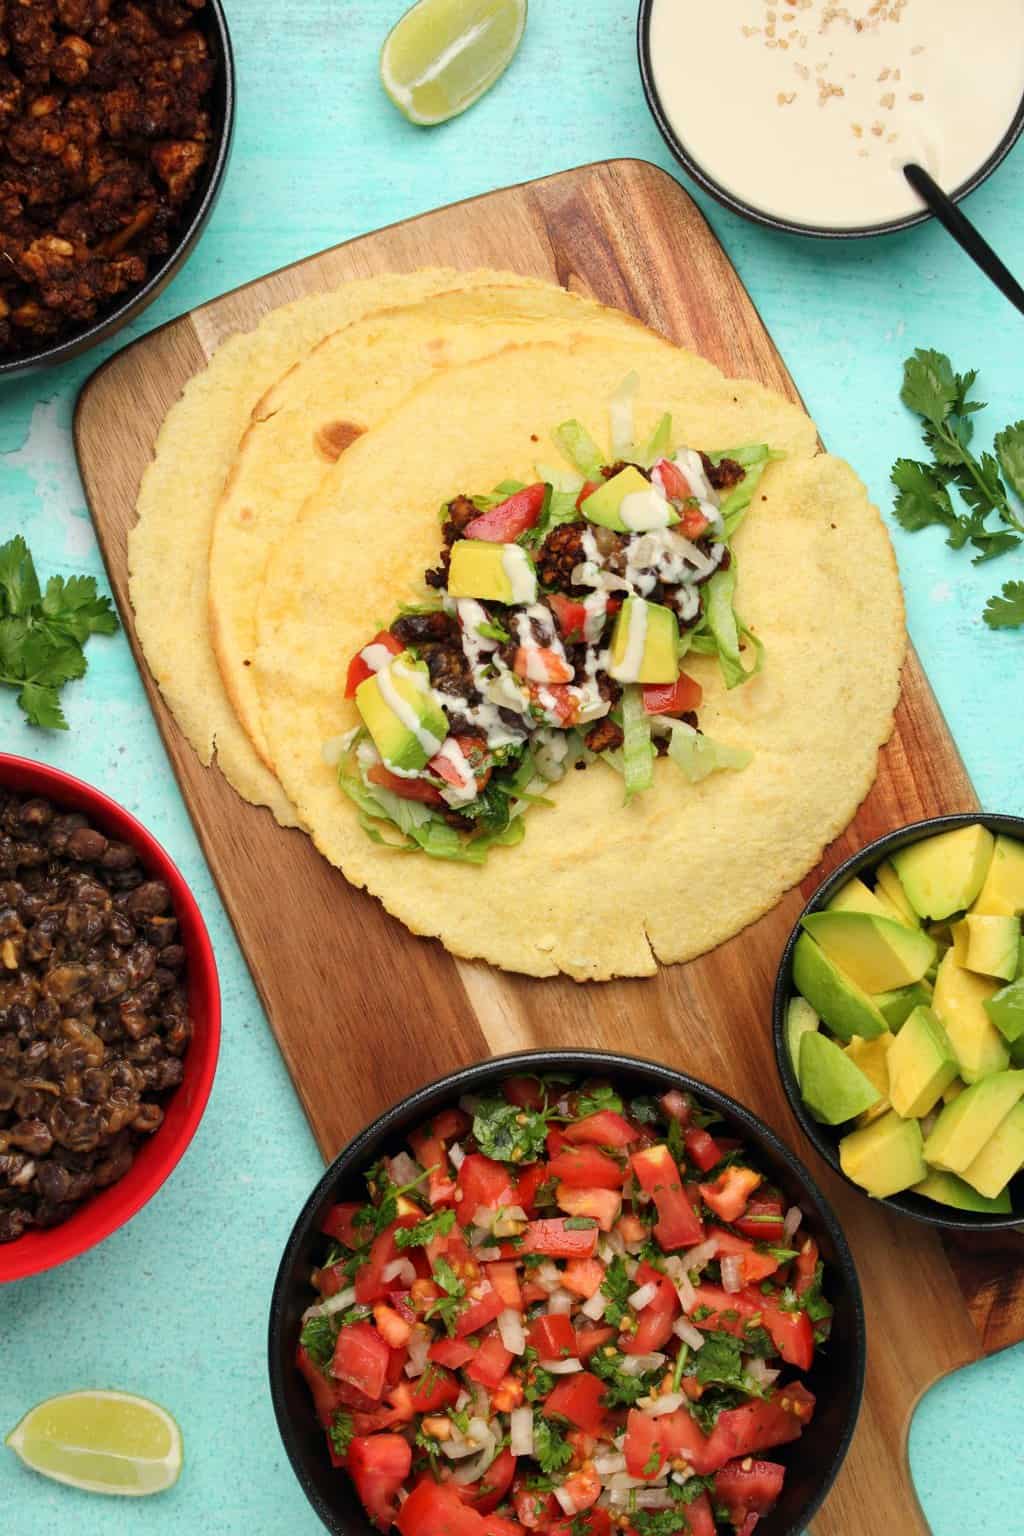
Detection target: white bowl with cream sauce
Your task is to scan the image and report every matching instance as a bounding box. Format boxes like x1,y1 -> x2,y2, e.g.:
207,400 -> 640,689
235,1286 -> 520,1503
639,0 -> 1024,235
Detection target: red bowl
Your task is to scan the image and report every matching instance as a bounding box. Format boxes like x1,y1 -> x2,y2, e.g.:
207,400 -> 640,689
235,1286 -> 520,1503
0,754 -> 220,1283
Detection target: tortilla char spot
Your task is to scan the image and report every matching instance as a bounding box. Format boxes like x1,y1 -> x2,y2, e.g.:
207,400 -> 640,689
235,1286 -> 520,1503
239,505 -> 254,524
315,420 -> 365,462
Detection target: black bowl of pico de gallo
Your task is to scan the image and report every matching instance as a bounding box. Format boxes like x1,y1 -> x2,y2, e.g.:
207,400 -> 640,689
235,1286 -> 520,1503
268,1051 -> 865,1536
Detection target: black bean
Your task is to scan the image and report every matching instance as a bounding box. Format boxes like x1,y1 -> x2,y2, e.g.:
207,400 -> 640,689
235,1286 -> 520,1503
66,827 -> 108,862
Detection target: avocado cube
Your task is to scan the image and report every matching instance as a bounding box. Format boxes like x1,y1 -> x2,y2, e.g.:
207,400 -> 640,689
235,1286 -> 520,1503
581,466 -> 679,534
921,1069 -> 1024,1173
800,911 -> 936,993
932,950 -> 1008,1084
872,980 -> 933,1033
951,915 -> 1020,981
607,597 -> 679,684
785,996 -> 819,1079
799,1031 -> 881,1124
792,932 -> 888,1042
355,653 -> 448,775
874,859 -> 921,927
970,833 -> 1024,917
827,877 -> 895,921
912,1169 -> 1012,1215
886,1006 -> 958,1119
447,540 -> 537,605
960,1102 -> 1024,1200
845,1033 -> 895,1126
839,1111 -> 927,1198
891,824 -> 995,921
985,977 -> 1024,1046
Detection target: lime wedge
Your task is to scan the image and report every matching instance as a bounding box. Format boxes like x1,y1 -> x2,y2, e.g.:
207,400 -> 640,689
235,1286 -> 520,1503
5,1390 -> 182,1497
381,0 -> 527,126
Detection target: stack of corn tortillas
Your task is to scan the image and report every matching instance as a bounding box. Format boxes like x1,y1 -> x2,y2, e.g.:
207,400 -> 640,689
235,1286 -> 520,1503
129,269 -> 905,979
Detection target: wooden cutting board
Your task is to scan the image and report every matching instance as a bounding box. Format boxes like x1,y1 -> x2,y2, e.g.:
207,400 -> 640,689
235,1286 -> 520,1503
75,160 -> 1023,1535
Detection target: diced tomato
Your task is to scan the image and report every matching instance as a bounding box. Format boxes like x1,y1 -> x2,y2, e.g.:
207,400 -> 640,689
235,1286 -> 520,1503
297,1344 -> 350,1428
615,1212 -> 649,1245
658,1090 -> 694,1126
548,592 -> 589,643
332,1321 -> 390,1401
345,630 -> 404,697
544,1371 -> 608,1435
503,1076 -> 546,1111
455,1282 -> 506,1338
465,1333 -> 514,1388
679,507 -> 711,540
520,1280 -> 549,1306
528,1312 -> 579,1360
456,1447 -> 517,1514
713,1460 -> 786,1525
794,1236 -> 819,1295
526,681 -> 578,727
705,1397 -> 800,1469
398,1477 -> 485,1536
546,1126 -> 572,1158
621,1262 -> 679,1355
429,734 -> 493,795
314,1262 -> 348,1297
626,1407 -> 729,1477
320,1201 -> 370,1248
555,1184 -> 621,1231
575,480 -> 601,510
368,761 -> 445,806
465,483 -> 547,541
373,1303 -> 412,1348
549,1513 -> 612,1536
624,1408 -> 667,1479
641,674 -> 702,717
652,458 -> 693,502
733,1197 -> 786,1245
481,1519 -> 525,1536
513,645 -> 575,685
456,1153 -> 517,1226
426,1107 -> 471,1143
683,1494 -> 716,1536
408,1365 -> 461,1413
521,1218 -> 599,1259
428,1337 -> 477,1370
356,1217 -> 421,1304
630,1145 -> 704,1249
428,1230 -> 475,1275
515,1484 -> 560,1530
560,1465 -> 601,1511
761,1297 -> 814,1370
485,1260 -> 523,1311
349,1434 -> 412,1530
698,1165 -> 763,1224
514,1162 -> 549,1216
548,1145 -> 626,1190
683,1128 -> 723,1173
575,1325 -> 616,1360
410,1127 -> 457,1208
561,1258 -> 605,1299
709,1227 -> 779,1285
490,1374 -> 524,1413
687,1284 -> 763,1340
563,1110 -> 636,1148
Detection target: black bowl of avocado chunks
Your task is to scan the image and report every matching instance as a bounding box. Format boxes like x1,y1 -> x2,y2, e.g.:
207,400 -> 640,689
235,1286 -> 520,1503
774,813 -> 1024,1231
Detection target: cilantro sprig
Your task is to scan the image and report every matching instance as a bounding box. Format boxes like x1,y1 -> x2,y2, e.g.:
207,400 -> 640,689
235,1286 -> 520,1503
891,351 -> 1024,628
424,1257 -> 466,1335
395,1208 -> 456,1249
0,537 -> 118,727
532,1414 -> 573,1477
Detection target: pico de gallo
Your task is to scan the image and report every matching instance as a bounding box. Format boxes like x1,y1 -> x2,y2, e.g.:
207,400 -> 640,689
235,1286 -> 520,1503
334,407 -> 781,862
296,1075 -> 832,1536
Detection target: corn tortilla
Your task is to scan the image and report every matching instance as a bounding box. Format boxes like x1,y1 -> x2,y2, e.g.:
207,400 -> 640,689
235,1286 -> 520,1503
254,335 -> 902,979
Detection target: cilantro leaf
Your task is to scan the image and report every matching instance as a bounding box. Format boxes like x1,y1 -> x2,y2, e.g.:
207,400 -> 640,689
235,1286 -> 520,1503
995,421 -> 1024,503
575,1084 -> 624,1117
600,1254 -> 633,1329
890,459 -> 960,540
589,1348 -> 653,1407
631,1511 -> 688,1536
693,1331 -> 746,1390
473,1097 -> 551,1164
984,581 -> 1024,630
395,1208 -> 456,1249
532,1415 -> 573,1477
300,1314 -> 339,1371
328,1410 -> 355,1458
0,537 -> 42,616
425,1257 -> 466,1335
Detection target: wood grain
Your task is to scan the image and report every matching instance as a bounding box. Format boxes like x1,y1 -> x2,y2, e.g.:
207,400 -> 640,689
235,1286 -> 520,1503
74,160 -> 1022,1535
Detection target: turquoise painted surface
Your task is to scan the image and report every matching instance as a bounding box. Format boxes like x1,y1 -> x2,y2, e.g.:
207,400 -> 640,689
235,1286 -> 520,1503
1,0 -> 1022,1529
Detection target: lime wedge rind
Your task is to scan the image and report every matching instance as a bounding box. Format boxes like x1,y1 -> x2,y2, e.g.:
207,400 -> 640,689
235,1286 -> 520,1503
5,1389 -> 183,1498
381,0 -> 527,127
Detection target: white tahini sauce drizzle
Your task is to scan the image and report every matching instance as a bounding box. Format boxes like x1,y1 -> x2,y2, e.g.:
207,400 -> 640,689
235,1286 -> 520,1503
434,737 -> 478,808
501,544 -> 537,604
618,486 -> 676,532
582,592 -> 611,644
375,658 -> 444,762
360,642 -> 397,674
608,601 -> 648,683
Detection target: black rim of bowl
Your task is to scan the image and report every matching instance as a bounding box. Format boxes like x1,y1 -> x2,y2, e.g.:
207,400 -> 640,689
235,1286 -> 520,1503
773,812 -> 1024,1229
269,1047 -> 866,1536
636,0 -> 1024,240
0,0 -> 235,379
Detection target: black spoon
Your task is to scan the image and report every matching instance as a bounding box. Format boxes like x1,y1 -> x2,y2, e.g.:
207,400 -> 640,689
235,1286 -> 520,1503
904,162 -> 1024,318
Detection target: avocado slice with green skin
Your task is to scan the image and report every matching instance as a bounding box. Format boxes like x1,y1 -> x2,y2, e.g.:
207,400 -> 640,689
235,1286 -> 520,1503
607,597 -> 679,684
827,877 -> 894,921
839,1111 -> 927,1198
986,977 -> 1024,1046
792,932 -> 888,1042
875,859 -> 921,927
959,1101 -> 1024,1201
912,1169 -> 1013,1215
845,1033 -> 895,1126
785,996 -> 819,1080
886,1005 -> 959,1119
970,833 -> 1024,917
873,980 -> 933,1032
891,824 -> 995,921
799,1031 -> 881,1124
801,911 -> 937,993
932,949 -> 1008,1084
581,465 -> 680,534
447,539 -> 537,605
951,914 -> 1021,981
355,653 -> 448,775
921,1069 -> 1024,1173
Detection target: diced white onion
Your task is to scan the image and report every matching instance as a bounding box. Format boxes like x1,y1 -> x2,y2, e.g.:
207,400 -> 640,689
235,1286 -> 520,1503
624,1259 -> 639,1280
301,1285 -> 357,1322
510,1407 -> 534,1457
619,1352 -> 666,1377
553,1488 -> 578,1517
675,1272 -> 697,1315
449,1141 -> 466,1170
498,1308 -> 526,1356
673,1318 -> 705,1351
455,1389 -> 471,1411
404,1326 -> 431,1378
540,1358 -> 583,1374
721,1255 -> 744,1295
630,1490 -> 677,1510
784,1206 -> 803,1242
471,1205 -> 496,1230
581,1289 -> 608,1321
381,1259 -> 416,1286
476,1245 -> 501,1262
744,1356 -> 781,1388
469,1383 -> 491,1420
608,1473 -> 658,1490
641,1391 -> 684,1416
534,1262 -> 562,1294
594,1453 -> 627,1476
389,1151 -> 422,1188
492,1205 -> 528,1237
451,1435 -> 498,1484
680,1238 -> 719,1273
628,1281 -> 658,1311
597,1231 -> 625,1262
548,1288 -> 575,1315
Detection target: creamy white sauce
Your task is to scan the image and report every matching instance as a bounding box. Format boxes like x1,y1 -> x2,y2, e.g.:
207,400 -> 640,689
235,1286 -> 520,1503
434,736 -> 478,807
673,448 -> 717,505
619,486 -> 677,532
375,659 -> 444,762
360,642 -> 397,674
582,592 -> 612,644
649,0 -> 1024,229
609,600 -> 649,682
501,544 -> 537,604
514,607 -> 571,682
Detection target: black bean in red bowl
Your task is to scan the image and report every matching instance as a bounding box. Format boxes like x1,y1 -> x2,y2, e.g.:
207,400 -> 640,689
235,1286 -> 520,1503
269,1050 -> 865,1536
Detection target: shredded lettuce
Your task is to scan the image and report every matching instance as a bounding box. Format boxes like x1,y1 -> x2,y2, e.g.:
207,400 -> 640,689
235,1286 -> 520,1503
637,412 -> 672,469
535,461 -> 584,495
708,446 -> 784,538
701,563 -> 765,689
662,719 -> 752,783
524,486 -> 581,547
552,419 -> 605,477
620,685 -> 654,800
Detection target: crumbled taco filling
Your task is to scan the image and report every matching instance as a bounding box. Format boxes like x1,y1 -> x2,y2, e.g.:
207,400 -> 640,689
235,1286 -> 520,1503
335,411 -> 780,863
